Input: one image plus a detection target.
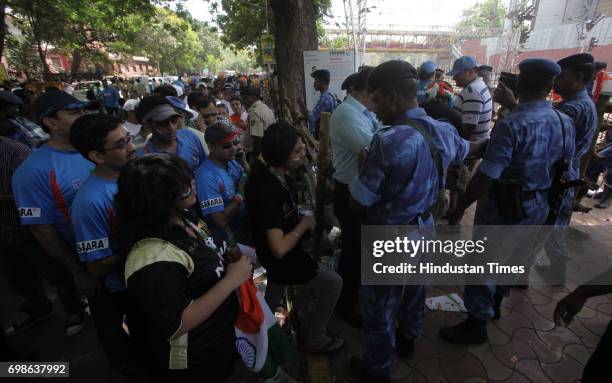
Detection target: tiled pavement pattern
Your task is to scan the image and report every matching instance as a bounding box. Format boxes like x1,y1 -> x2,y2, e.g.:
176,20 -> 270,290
323,195 -> 612,383
2,194 -> 611,382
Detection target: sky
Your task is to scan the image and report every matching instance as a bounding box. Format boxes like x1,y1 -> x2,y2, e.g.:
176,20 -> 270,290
182,0 -> 506,30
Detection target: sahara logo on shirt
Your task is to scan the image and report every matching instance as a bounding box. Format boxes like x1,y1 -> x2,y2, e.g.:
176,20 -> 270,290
76,238 -> 110,253
18,207 -> 42,218
200,197 -> 223,209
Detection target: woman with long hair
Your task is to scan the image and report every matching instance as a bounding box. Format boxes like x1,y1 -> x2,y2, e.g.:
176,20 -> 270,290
115,154 -> 251,382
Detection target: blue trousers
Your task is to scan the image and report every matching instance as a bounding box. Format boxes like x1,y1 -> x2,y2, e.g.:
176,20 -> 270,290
360,284 -> 426,376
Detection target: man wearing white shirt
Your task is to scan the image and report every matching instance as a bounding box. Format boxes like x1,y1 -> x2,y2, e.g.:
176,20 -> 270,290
330,67 -> 379,326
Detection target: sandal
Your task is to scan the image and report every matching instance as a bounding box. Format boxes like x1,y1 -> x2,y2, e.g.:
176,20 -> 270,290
304,336 -> 345,355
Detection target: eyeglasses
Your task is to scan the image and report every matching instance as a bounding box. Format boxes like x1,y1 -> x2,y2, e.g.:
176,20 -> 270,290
104,135 -> 133,151
222,139 -> 241,149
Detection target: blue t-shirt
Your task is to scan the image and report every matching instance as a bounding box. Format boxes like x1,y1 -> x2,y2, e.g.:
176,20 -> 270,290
12,144 -> 94,244
70,174 -> 124,292
138,129 -> 206,170
195,159 -> 251,245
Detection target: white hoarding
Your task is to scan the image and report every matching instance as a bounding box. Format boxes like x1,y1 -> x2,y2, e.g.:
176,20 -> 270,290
303,50 -> 360,111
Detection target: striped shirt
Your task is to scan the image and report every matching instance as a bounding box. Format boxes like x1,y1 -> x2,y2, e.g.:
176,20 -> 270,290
454,77 -> 492,139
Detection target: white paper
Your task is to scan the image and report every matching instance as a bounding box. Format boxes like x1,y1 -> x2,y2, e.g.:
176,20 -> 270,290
425,293 -> 467,312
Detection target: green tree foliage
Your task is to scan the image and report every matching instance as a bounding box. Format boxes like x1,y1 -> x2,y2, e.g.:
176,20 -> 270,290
456,0 -> 507,38
4,23 -> 43,80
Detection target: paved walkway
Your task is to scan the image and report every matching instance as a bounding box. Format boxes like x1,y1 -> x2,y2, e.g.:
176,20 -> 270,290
2,195 -> 610,382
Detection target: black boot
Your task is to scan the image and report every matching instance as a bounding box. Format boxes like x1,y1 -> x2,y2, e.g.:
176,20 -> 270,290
439,315 -> 488,344
395,330 -> 415,358
595,186 -> 612,209
348,357 -> 390,383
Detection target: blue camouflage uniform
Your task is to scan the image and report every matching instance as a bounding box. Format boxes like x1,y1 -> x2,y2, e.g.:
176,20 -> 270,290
308,90 -> 336,137
466,100 -> 576,319
544,88 -> 598,261
350,107 -> 469,377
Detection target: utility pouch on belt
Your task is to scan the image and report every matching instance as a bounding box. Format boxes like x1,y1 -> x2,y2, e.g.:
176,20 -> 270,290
493,179 -> 527,220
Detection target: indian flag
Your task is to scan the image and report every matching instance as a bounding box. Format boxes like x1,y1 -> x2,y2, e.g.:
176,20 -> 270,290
235,278 -> 295,378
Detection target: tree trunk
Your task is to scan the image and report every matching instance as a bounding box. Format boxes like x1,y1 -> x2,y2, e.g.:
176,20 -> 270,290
0,4 -> 6,61
269,0 -> 318,125
35,39 -> 51,80
70,48 -> 82,79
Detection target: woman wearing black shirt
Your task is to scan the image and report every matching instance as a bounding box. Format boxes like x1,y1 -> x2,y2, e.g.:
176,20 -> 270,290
245,122 -> 344,354
115,154 -> 252,382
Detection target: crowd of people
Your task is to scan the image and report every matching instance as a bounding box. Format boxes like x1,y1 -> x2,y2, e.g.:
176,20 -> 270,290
0,52 -> 611,383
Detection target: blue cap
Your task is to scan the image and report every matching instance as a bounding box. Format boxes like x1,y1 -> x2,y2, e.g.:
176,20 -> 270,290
165,96 -> 194,119
447,56 -> 479,77
419,60 -> 437,75
518,58 -> 561,78
0,90 -> 23,106
34,90 -> 91,122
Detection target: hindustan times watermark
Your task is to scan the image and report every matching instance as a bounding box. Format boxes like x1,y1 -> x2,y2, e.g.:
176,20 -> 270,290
361,225 -> 612,286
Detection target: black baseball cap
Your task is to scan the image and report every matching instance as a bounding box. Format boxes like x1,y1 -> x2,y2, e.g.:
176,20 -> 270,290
240,85 -> 260,98
35,89 -> 90,122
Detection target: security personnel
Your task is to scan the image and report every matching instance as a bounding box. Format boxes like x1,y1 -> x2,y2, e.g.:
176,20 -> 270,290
308,69 -> 337,138
539,53 -> 598,281
348,60 -> 470,382
440,59 -> 576,344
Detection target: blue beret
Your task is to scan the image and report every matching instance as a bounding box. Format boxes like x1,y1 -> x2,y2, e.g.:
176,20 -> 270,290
518,58 -> 561,78
311,69 -> 331,83
557,53 -> 594,68
0,90 -> 23,105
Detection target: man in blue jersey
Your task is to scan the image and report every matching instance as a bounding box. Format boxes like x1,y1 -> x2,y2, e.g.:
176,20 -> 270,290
195,122 -> 251,245
12,90 -> 95,336
70,113 -> 141,376
136,95 -> 206,170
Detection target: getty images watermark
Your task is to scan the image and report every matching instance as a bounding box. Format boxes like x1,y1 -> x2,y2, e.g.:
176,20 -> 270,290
361,225 -> 612,286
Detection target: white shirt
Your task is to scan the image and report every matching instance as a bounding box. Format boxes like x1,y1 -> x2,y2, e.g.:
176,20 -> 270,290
454,77 -> 493,139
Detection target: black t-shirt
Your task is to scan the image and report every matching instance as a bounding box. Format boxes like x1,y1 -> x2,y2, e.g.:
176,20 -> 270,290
422,101 -> 465,138
245,160 -> 318,285
125,214 -> 238,382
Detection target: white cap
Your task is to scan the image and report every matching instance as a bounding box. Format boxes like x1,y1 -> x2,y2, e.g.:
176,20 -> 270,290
122,99 -> 139,112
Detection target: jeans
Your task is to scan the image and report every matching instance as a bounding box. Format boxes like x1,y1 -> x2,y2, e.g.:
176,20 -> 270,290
0,240 -> 80,315
265,264 -> 342,343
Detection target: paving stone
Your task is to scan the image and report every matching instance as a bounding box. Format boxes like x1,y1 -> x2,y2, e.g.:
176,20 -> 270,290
530,284 -> 569,300
573,305 -> 598,320
500,370 -> 532,383
566,317 -> 603,348
594,301 -> 612,315
467,343 -> 513,381
540,354 -> 584,383
439,351 -> 487,383
402,367 -> 428,383
412,357 -> 450,382
510,302 -> 555,331
491,309 -> 534,336
520,286 -> 552,306
389,359 -> 414,381
422,325 -> 467,362
487,321 -> 511,346
463,377 -> 488,383
489,336 -> 537,370
562,343 -> 591,366
513,328 -> 563,364
576,311 -> 610,337
513,359 -> 553,383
